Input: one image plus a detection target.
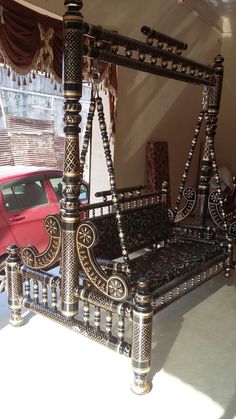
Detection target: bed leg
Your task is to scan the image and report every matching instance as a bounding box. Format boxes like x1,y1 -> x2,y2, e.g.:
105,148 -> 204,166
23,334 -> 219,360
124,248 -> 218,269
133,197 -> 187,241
225,240 -> 233,278
6,244 -> 24,327
131,279 -> 153,395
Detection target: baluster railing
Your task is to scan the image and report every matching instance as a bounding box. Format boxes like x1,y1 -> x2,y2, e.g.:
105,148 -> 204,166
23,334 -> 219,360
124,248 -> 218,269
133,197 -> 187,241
42,283 -> 48,307
33,280 -> 39,303
24,275 -> 31,299
106,310 -> 112,336
83,300 -> 90,325
51,286 -> 58,311
94,306 -> 101,330
117,315 -> 125,344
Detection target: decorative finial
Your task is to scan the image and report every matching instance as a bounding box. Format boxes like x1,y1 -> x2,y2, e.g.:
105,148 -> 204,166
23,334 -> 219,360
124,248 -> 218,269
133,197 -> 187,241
214,54 -> 224,65
64,0 -> 83,12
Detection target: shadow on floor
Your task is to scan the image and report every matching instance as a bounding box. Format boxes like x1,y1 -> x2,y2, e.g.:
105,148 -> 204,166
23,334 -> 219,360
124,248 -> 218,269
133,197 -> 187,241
219,384 -> 236,419
149,274 -> 227,376
148,273 -> 236,415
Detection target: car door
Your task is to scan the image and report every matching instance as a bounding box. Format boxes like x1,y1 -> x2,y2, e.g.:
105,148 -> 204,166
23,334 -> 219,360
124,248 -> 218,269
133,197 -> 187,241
1,176 -> 57,252
0,206 -> 17,258
44,174 -> 63,214
47,174 -> 89,218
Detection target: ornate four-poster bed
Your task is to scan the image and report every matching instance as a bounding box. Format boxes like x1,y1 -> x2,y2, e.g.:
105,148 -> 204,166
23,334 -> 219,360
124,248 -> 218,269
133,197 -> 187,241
6,0 -> 234,395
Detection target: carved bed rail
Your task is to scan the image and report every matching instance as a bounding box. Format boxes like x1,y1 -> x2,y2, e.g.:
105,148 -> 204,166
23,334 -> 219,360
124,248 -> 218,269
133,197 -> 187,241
140,25 -> 188,51
80,21 -> 214,86
82,188 -> 163,218
94,184 -> 145,199
8,249 -> 132,356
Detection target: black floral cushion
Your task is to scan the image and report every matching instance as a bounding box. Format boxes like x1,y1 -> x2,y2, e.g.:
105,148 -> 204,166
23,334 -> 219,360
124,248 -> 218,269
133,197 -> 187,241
93,203 -> 171,260
129,242 -> 226,289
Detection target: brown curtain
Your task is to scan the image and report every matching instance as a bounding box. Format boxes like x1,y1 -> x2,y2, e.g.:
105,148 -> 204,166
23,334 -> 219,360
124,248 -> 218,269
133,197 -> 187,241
0,0 -> 117,138
0,0 -> 62,80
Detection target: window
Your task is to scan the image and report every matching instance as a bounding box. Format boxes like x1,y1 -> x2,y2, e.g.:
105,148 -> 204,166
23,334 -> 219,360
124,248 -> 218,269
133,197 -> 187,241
49,176 -> 89,204
49,177 -> 63,200
0,66 -> 92,183
2,180 -> 48,211
0,65 -> 114,202
80,183 -> 88,202
2,187 -> 18,211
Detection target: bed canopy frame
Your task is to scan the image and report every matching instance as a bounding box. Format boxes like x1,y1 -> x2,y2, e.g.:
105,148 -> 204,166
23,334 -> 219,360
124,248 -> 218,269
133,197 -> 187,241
6,0 -> 234,395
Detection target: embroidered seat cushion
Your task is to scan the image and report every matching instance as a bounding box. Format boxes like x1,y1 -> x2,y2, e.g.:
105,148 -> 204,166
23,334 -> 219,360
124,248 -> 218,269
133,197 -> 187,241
129,241 -> 226,289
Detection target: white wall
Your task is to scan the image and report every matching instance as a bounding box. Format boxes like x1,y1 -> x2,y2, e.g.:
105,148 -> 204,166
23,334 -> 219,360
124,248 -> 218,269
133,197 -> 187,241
21,0 -> 222,205
85,0 -> 221,205
215,33 -> 236,176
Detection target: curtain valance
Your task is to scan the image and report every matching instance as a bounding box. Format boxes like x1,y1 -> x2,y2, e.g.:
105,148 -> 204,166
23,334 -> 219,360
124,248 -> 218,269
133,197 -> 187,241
0,0 -> 62,80
0,0 -> 117,140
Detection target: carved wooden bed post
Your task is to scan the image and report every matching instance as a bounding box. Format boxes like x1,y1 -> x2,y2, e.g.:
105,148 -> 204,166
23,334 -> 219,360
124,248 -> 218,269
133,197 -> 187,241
131,279 -> 153,395
195,55 -> 224,225
6,244 -> 24,326
61,0 -> 83,317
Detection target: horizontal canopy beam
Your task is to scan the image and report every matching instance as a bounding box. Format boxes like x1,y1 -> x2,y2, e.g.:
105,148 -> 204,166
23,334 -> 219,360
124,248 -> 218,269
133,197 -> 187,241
79,21 -> 214,86
83,45 -> 214,87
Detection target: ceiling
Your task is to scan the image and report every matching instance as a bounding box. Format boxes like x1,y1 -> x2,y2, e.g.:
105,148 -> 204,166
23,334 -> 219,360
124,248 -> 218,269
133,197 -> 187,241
178,0 -> 236,32
204,0 -> 236,18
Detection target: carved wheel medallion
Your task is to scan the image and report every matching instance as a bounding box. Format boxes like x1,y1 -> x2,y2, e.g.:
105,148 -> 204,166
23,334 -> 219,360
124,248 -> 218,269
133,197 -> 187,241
21,248 -> 34,266
77,222 -> 98,248
45,216 -> 61,237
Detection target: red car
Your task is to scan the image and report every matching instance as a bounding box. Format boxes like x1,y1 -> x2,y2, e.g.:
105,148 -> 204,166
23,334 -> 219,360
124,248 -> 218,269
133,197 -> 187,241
0,166 -> 88,291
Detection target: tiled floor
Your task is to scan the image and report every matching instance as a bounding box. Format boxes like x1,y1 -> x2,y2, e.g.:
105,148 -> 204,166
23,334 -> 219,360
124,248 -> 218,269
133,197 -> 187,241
1,271 -> 236,419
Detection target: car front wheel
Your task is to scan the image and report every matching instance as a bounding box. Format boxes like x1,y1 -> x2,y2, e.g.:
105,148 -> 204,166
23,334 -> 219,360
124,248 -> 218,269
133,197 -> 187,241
0,257 -> 6,293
